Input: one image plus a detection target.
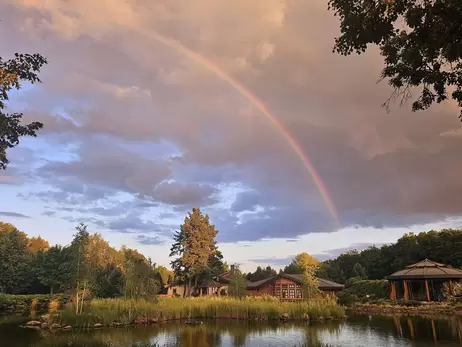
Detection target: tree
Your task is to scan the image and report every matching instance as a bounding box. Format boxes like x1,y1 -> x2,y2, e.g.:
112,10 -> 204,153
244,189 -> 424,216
35,245 -> 72,294
246,265 -> 277,282
328,0 -> 462,119
122,248 -> 159,300
282,261 -> 302,274
0,54 -> 47,169
352,262 -> 367,279
227,265 -> 246,298
28,236 -> 50,253
0,222 -> 33,293
294,253 -> 320,300
294,253 -> 319,271
169,208 -> 220,296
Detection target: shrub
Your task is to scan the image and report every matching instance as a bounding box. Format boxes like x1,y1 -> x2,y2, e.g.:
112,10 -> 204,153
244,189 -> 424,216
337,280 -> 388,306
0,294 -> 70,314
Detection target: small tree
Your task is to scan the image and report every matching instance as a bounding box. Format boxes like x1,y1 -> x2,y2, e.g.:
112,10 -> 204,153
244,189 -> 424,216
295,253 -> 320,300
227,265 -> 246,298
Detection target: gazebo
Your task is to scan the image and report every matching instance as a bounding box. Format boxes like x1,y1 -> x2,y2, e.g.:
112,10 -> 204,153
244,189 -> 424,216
386,259 -> 462,302
196,279 -> 222,297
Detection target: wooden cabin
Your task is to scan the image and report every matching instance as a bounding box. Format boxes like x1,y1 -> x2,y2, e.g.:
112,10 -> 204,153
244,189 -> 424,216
245,273 -> 344,299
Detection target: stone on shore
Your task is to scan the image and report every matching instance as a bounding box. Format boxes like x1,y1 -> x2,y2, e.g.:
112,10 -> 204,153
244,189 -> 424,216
26,320 -> 42,326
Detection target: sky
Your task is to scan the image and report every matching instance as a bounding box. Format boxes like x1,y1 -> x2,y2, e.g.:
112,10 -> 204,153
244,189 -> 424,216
1,0 -> 462,272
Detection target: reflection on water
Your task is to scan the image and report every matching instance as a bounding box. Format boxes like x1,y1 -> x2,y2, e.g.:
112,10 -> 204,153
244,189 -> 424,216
1,314 -> 462,347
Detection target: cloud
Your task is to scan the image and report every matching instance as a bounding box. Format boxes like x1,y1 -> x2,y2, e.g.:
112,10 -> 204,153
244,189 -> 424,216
249,255 -> 294,266
2,0 -> 462,245
134,234 -> 164,245
0,211 -> 32,219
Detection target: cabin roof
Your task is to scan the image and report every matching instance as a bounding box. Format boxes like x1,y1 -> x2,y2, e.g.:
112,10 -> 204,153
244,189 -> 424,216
245,273 -> 344,290
386,259 -> 462,280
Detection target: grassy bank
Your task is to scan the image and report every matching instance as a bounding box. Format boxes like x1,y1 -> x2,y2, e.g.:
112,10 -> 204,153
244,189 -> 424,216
0,294 -> 70,315
55,296 -> 344,326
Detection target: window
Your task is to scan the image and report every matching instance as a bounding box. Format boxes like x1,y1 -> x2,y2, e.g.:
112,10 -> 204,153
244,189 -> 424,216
173,288 -> 177,295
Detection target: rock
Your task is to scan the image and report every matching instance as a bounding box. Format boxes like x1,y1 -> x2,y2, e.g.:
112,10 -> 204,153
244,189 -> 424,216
62,325 -> 72,331
26,321 -> 42,326
111,321 -> 123,327
280,313 -> 290,320
148,317 -> 159,324
40,323 -> 49,330
134,316 -> 148,325
40,314 -> 51,322
302,313 -> 310,320
93,323 -> 104,328
50,323 -> 62,329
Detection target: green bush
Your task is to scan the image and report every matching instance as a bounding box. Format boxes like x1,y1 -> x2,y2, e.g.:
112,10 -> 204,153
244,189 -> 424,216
337,280 -> 388,306
0,294 -> 70,314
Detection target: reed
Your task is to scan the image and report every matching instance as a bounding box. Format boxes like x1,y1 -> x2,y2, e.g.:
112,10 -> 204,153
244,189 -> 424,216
56,296 -> 344,326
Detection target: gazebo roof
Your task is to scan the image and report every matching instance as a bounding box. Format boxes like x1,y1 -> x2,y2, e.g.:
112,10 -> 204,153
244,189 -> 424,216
386,259 -> 462,280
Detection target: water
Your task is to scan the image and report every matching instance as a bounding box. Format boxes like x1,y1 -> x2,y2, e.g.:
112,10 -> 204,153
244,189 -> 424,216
1,314 -> 461,347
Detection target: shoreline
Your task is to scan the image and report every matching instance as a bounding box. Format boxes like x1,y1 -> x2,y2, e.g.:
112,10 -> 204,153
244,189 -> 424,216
21,314 -> 347,331
346,303 -> 462,316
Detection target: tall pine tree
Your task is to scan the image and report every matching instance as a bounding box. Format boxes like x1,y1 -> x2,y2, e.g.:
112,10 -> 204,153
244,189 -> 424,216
169,208 -> 220,296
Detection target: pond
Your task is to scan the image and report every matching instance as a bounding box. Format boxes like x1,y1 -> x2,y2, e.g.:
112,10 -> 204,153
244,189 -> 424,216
1,314 -> 462,347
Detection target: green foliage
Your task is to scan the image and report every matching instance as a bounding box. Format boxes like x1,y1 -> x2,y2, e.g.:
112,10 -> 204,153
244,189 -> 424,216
302,270 -> 320,300
0,221 -> 165,311
0,294 -> 70,314
337,280 -> 389,306
0,53 -> 47,169
0,223 -> 33,293
282,261 -> 302,274
227,265 -> 247,298
122,249 -> 159,300
352,263 -> 367,279
245,266 -> 277,282
35,246 -> 72,294
328,0 -> 462,119
319,229 -> 462,283
169,208 -> 222,296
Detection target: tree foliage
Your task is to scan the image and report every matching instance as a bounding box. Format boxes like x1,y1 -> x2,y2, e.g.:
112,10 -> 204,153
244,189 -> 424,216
228,265 -> 247,298
0,53 -> 47,169
0,221 -> 162,301
169,208 -> 223,296
329,0 -> 462,119
245,266 -> 277,282
318,229 -> 462,283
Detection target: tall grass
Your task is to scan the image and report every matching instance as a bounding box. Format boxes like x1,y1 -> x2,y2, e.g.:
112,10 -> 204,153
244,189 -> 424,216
56,296 -> 344,326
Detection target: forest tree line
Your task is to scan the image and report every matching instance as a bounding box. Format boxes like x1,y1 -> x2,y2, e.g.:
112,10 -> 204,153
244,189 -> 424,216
315,229 -> 462,284
0,221 -> 172,298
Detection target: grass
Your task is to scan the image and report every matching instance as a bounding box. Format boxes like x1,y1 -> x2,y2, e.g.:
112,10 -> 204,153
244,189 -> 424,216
56,296 -> 345,326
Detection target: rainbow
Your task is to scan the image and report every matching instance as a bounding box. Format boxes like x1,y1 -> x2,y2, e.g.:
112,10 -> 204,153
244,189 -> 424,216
149,32 -> 339,222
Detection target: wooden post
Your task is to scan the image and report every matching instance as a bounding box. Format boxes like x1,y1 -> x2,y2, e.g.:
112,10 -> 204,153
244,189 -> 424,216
403,280 -> 409,301
449,280 -> 454,296
390,281 -> 397,301
425,280 -> 431,302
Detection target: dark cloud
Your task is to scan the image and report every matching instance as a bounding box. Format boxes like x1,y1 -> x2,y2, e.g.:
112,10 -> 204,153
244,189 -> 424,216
42,211 -> 56,217
151,181 -> 218,206
134,234 -> 164,245
0,211 -> 32,219
2,0 -> 462,245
